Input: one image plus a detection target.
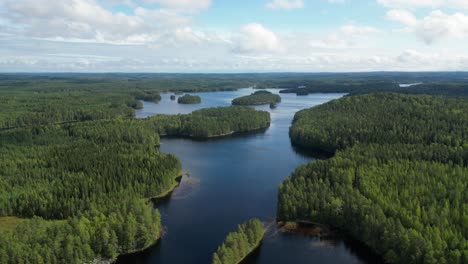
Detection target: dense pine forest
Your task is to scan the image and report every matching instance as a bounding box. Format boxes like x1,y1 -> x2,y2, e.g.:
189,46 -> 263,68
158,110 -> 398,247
177,94 -> 202,104
279,93 -> 468,264
0,105 -> 270,263
148,106 -> 271,138
212,219 -> 265,264
232,91 -> 281,105
0,119 -> 182,263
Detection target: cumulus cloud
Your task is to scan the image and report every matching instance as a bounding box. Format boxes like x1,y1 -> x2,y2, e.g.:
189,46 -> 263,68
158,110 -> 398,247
377,0 -> 468,10
1,0 -> 212,45
265,0 -> 304,10
233,23 -> 284,54
387,9 -> 468,44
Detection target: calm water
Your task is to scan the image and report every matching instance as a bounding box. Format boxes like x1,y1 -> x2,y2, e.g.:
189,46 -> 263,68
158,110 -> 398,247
117,89 -> 382,264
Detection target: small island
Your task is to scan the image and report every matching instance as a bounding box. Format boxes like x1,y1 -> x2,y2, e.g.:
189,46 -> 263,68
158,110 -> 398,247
178,94 -> 201,104
170,95 -> 176,100
232,90 -> 281,106
212,218 -> 265,264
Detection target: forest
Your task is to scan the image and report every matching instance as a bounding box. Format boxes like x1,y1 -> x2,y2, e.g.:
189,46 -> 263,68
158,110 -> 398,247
232,91 -> 281,105
279,82 -> 468,97
148,106 -> 271,138
0,119 -> 183,263
177,94 -> 202,104
1,73 -> 466,130
279,93 -> 468,264
212,218 -> 265,264
0,106 -> 270,263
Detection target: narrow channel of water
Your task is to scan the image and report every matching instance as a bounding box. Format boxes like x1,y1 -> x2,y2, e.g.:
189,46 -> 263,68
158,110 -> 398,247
117,89 -> 382,264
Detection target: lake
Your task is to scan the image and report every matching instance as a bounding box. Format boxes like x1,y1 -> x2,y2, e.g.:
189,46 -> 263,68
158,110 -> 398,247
116,89 -> 382,264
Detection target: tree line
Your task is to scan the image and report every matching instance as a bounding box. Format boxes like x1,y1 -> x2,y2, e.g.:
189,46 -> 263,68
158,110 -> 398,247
279,93 -> 468,264
212,218 -> 265,264
232,91 -> 281,106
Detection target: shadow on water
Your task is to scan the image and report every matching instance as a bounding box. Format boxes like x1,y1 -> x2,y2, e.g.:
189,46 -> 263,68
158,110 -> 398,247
160,127 -> 269,143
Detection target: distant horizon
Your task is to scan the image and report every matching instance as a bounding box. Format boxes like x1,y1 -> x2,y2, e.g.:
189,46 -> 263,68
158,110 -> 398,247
2,70 -> 468,74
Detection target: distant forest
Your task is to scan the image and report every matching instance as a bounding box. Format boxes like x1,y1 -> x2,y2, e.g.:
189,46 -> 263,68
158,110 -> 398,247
1,72 -> 467,129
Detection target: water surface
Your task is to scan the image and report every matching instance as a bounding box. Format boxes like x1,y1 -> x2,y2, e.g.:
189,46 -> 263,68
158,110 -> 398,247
118,89 -> 382,264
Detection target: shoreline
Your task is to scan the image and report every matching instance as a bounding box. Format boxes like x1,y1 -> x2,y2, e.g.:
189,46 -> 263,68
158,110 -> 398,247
109,171 -> 187,263
149,171 -> 186,200
277,220 -> 336,237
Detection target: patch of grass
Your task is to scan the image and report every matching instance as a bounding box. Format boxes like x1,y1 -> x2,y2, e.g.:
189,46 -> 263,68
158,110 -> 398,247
0,216 -> 26,232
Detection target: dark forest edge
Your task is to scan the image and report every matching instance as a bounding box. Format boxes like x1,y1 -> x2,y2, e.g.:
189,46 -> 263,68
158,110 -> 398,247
212,218 -> 266,264
279,93 -> 468,264
0,106 -> 270,263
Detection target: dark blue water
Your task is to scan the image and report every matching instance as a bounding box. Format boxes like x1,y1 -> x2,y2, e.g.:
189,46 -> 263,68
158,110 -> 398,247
117,89 -> 382,264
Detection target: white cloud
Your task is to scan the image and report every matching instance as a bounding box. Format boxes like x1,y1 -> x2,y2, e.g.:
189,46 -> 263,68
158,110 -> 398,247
265,0 -> 304,10
377,0 -> 468,10
340,24 -> 380,35
1,0 -> 209,45
386,9 -> 418,25
142,0 -> 212,12
233,23 -> 284,54
387,9 -> 468,43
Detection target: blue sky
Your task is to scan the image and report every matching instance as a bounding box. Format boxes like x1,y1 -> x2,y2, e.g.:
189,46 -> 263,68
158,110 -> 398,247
0,0 -> 468,72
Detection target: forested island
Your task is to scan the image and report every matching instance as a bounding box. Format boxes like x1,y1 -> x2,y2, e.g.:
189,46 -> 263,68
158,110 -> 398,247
148,106 -> 271,138
212,219 -> 265,264
232,91 -> 281,105
178,94 -> 202,104
279,93 -> 468,264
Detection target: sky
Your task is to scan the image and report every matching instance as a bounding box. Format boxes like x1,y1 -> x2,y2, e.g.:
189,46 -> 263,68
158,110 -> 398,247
1,0 -> 468,72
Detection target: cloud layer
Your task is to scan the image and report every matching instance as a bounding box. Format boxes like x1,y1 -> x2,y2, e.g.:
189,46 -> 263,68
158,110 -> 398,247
0,0 -> 467,72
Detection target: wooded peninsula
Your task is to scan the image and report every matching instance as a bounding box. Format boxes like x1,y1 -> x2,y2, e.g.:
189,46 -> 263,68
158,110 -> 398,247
279,93 -> 467,264
212,218 -> 265,264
